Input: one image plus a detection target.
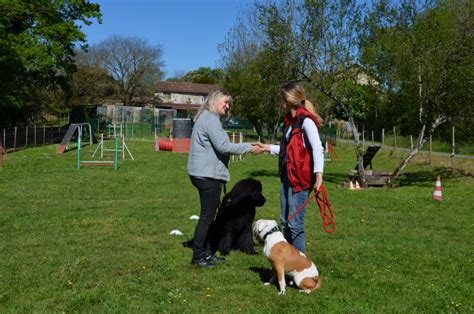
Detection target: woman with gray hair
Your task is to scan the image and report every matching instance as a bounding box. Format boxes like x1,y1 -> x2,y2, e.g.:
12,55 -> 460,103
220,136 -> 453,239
187,90 -> 262,268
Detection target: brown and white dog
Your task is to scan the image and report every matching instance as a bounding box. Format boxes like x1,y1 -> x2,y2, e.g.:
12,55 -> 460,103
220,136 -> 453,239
253,219 -> 321,295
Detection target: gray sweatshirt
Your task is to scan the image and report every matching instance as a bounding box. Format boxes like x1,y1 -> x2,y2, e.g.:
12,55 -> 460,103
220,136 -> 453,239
187,110 -> 252,182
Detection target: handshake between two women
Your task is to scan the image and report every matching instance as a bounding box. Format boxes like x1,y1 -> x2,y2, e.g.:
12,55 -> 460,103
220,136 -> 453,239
250,142 -> 271,155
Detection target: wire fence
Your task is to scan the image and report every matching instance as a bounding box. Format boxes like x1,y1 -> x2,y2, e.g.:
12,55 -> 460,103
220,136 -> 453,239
1,125 -> 69,152
1,105 -> 471,157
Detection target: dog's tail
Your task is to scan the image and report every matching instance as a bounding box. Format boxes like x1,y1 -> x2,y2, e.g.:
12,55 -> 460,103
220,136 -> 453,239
313,276 -> 322,290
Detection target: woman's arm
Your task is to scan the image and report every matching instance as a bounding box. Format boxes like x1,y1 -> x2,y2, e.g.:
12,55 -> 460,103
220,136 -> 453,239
207,115 -> 252,155
302,119 -> 324,190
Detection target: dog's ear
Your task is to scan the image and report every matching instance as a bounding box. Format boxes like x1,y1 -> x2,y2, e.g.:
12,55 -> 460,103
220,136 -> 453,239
225,190 -> 250,207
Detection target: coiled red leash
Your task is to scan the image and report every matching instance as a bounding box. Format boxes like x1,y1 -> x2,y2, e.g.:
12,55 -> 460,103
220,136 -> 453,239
287,184 -> 336,234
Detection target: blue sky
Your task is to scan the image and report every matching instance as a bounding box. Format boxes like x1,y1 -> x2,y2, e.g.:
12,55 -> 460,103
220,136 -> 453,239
82,0 -> 253,78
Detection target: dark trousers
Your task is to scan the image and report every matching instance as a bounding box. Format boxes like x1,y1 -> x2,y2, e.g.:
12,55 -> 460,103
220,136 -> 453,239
189,176 -> 223,262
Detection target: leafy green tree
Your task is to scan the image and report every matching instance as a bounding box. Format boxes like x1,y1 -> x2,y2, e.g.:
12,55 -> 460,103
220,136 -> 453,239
0,0 -> 101,127
361,0 -> 473,179
176,67 -> 224,84
223,49 -> 288,142
243,0 -> 371,184
69,65 -> 117,106
220,1 -> 300,142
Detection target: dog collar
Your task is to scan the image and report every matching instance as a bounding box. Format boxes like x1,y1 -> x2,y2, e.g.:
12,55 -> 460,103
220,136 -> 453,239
263,226 -> 280,241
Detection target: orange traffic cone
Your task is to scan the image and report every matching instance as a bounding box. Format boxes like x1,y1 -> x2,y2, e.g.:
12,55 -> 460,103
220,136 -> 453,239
355,180 -> 361,190
349,181 -> 355,190
432,176 -> 442,201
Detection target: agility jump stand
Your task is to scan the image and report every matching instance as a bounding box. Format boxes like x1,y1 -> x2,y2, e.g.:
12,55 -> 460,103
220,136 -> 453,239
229,131 -> 244,162
92,133 -> 134,160
107,123 -> 135,138
77,135 -> 118,170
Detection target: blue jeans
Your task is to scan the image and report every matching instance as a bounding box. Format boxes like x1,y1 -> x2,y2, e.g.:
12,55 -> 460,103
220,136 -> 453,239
280,176 -> 309,254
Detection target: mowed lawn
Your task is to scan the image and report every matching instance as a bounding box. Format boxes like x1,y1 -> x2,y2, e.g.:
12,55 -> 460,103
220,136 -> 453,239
0,139 -> 472,312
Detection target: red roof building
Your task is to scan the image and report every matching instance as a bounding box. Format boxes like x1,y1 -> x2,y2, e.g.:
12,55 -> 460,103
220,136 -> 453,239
155,82 -> 219,112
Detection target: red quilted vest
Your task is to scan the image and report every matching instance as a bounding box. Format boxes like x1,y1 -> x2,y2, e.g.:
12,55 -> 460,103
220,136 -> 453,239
281,107 -> 320,193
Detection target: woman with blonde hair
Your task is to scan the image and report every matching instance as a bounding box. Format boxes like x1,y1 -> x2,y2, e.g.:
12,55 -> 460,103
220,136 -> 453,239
257,82 -> 324,254
187,90 -> 261,268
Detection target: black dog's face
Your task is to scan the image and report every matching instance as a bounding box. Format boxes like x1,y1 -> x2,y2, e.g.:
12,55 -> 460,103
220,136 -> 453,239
223,178 -> 266,209
251,190 -> 266,207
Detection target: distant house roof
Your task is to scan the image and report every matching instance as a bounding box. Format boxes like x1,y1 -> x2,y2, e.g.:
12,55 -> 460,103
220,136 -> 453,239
155,82 -> 219,95
159,103 -> 201,111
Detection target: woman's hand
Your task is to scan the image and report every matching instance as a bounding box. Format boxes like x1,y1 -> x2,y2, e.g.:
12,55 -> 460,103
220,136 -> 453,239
251,142 -> 264,155
314,172 -> 323,192
250,142 -> 270,155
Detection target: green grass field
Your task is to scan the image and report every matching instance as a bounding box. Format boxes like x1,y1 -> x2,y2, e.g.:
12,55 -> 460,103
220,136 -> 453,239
0,139 -> 472,312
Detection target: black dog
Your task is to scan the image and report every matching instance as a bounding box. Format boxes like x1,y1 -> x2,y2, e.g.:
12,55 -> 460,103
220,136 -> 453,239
184,178 -> 266,255
210,178 -> 266,255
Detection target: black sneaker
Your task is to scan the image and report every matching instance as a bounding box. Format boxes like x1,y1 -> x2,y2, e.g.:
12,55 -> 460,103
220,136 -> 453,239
191,258 -> 216,268
206,254 -> 225,263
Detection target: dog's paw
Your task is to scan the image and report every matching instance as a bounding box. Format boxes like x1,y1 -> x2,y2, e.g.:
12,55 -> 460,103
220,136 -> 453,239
278,290 -> 286,295
263,282 -> 271,286
299,290 -> 312,294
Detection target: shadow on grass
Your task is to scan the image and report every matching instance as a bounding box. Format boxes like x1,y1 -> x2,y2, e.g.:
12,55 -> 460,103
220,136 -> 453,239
324,172 -> 350,185
250,165 -> 471,187
249,266 -> 272,283
248,170 -> 355,185
248,170 -> 279,178
249,267 -> 302,293
398,167 -> 470,186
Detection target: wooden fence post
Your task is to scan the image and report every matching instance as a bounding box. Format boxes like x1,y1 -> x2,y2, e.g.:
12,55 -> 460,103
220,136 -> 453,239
382,128 -> 385,147
2,129 -> 5,150
25,126 -> 28,147
393,127 -> 398,157
43,124 -> 46,145
34,124 -> 37,146
0,137 -> 3,168
14,127 -> 17,151
371,130 -> 374,142
451,126 -> 455,167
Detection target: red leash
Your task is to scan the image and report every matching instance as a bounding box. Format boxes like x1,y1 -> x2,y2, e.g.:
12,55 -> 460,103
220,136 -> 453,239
287,184 -> 336,234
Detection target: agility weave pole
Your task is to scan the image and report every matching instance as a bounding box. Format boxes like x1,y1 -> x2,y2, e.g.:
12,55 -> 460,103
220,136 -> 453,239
77,135 -> 118,170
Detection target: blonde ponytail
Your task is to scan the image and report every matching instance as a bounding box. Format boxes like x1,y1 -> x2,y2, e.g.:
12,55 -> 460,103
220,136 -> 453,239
302,99 -> 322,126
280,82 -> 322,126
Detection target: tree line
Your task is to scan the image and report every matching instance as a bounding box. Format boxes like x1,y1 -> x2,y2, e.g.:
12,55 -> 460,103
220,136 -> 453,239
218,0 -> 473,183
1,0 -> 472,183
0,1 -> 168,129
